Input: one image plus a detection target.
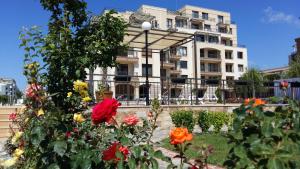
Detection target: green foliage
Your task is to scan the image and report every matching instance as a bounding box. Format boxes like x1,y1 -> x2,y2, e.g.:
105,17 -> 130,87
0,95 -> 8,104
170,110 -> 195,132
288,55 -> 300,78
224,99 -> 300,169
198,111 -> 232,132
238,68 -> 265,97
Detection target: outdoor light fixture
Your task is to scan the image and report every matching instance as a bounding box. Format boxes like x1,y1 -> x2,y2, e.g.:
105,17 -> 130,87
142,21 -> 151,105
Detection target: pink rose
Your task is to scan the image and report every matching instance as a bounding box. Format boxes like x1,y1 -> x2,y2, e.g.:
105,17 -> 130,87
123,115 -> 139,126
25,83 -> 42,100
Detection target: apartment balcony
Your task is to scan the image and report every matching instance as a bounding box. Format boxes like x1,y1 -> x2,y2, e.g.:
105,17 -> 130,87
201,68 -> 222,76
116,55 -> 138,64
169,69 -> 182,75
161,61 -> 175,69
115,71 -> 139,82
200,55 -> 221,62
169,54 -> 181,61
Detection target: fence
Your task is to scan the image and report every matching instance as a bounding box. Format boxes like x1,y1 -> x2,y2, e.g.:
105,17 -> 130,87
87,74 -> 300,106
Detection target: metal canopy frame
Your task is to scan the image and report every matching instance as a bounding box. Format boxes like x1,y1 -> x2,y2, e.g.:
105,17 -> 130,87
124,25 -> 195,51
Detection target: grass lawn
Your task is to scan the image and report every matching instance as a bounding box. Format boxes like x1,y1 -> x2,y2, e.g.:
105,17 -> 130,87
161,133 -> 232,166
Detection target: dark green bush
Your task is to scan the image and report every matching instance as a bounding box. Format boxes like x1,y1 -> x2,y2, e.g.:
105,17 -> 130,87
198,111 -> 232,132
170,110 -> 195,132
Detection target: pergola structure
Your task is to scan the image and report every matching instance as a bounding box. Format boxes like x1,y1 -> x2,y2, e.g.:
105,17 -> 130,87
121,25 -> 199,105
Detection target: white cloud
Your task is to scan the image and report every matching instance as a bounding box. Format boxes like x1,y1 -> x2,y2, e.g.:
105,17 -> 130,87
262,6 -> 300,28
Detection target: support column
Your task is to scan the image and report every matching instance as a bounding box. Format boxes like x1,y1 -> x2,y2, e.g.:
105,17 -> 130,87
193,35 -> 199,105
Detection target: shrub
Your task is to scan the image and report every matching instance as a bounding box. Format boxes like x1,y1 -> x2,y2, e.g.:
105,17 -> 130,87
198,111 -> 232,132
170,110 -> 195,132
224,99 -> 300,169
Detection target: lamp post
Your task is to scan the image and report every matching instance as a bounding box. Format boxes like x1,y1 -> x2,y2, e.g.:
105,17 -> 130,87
142,21 -> 151,106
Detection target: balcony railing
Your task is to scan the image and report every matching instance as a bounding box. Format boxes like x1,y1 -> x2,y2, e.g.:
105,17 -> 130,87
116,54 -> 139,63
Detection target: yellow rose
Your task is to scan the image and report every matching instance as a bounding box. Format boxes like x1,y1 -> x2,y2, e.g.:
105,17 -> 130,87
82,97 -> 92,103
13,148 -> 24,158
73,113 -> 85,123
11,132 -> 23,144
67,92 -> 72,98
0,157 -> 18,168
37,109 -> 44,116
73,80 -> 88,92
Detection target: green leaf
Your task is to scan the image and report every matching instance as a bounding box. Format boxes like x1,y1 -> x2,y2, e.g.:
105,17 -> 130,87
53,140 -> 67,157
267,158 -> 285,169
132,146 -> 141,158
154,150 -> 164,159
151,158 -> 159,169
234,145 -> 246,159
47,163 -> 60,169
128,158 -> 136,169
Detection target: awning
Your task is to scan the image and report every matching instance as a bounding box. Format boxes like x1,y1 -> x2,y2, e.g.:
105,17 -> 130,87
124,26 -> 194,50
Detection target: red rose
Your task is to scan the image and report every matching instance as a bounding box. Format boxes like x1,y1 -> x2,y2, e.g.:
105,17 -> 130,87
9,113 -> 17,121
65,131 -> 72,138
280,81 -> 289,90
102,142 -> 129,161
91,99 -> 120,124
123,115 -> 139,126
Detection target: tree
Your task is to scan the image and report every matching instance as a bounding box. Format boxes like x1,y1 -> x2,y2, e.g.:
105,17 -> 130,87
0,95 -> 8,104
20,0 -> 127,111
239,68 -> 265,97
288,54 -> 300,78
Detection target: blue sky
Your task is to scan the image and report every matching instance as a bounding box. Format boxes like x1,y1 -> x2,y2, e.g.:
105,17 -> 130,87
0,0 -> 299,90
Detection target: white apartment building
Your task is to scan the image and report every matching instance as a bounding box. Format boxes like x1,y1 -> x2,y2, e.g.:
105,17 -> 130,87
91,5 -> 248,101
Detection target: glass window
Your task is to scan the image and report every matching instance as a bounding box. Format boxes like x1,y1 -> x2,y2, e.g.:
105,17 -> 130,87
117,64 -> 128,75
142,64 -> 152,76
208,63 -> 220,72
204,24 -> 211,31
196,34 -> 205,42
225,50 -> 233,59
167,19 -> 173,28
238,64 -> 244,72
202,12 -> 208,20
200,49 -> 205,57
218,15 -> 224,23
176,19 -> 187,28
226,64 -> 233,72
192,11 -> 199,18
200,63 -> 205,71
180,61 -> 188,69
208,50 -> 219,58
237,52 -> 243,59
151,20 -> 158,28
208,36 -> 219,43
191,23 -> 200,29
177,47 -> 187,56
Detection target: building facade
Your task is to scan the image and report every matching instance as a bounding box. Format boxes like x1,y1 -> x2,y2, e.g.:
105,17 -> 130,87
0,78 -> 17,104
91,5 -> 248,100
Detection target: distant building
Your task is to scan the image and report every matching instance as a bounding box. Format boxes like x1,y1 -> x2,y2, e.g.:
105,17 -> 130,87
0,78 -> 18,104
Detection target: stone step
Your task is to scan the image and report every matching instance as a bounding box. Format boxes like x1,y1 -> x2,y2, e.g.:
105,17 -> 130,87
0,113 -> 10,120
0,120 -> 13,128
0,107 -> 19,114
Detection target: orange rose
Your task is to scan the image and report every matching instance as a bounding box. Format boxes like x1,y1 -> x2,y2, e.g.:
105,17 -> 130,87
253,98 -> 266,106
169,127 -> 193,145
244,98 -> 266,106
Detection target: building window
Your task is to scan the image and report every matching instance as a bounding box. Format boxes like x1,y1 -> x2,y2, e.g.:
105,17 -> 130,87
196,34 -> 205,42
142,64 -> 153,76
180,61 -> 188,69
200,63 -> 205,71
225,50 -> 233,59
218,15 -> 224,23
225,64 -> 233,72
117,64 -> 129,75
176,19 -> 187,28
208,50 -> 219,58
191,23 -> 200,29
204,24 -> 211,31
167,19 -> 173,28
237,52 -> 243,59
238,64 -> 244,72
151,20 -> 159,28
208,63 -> 220,72
177,46 -> 187,56
208,36 -> 219,44
202,12 -> 208,20
200,49 -> 205,57
226,76 -> 234,80
192,11 -> 199,18
161,69 -> 166,77
219,27 -> 227,33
